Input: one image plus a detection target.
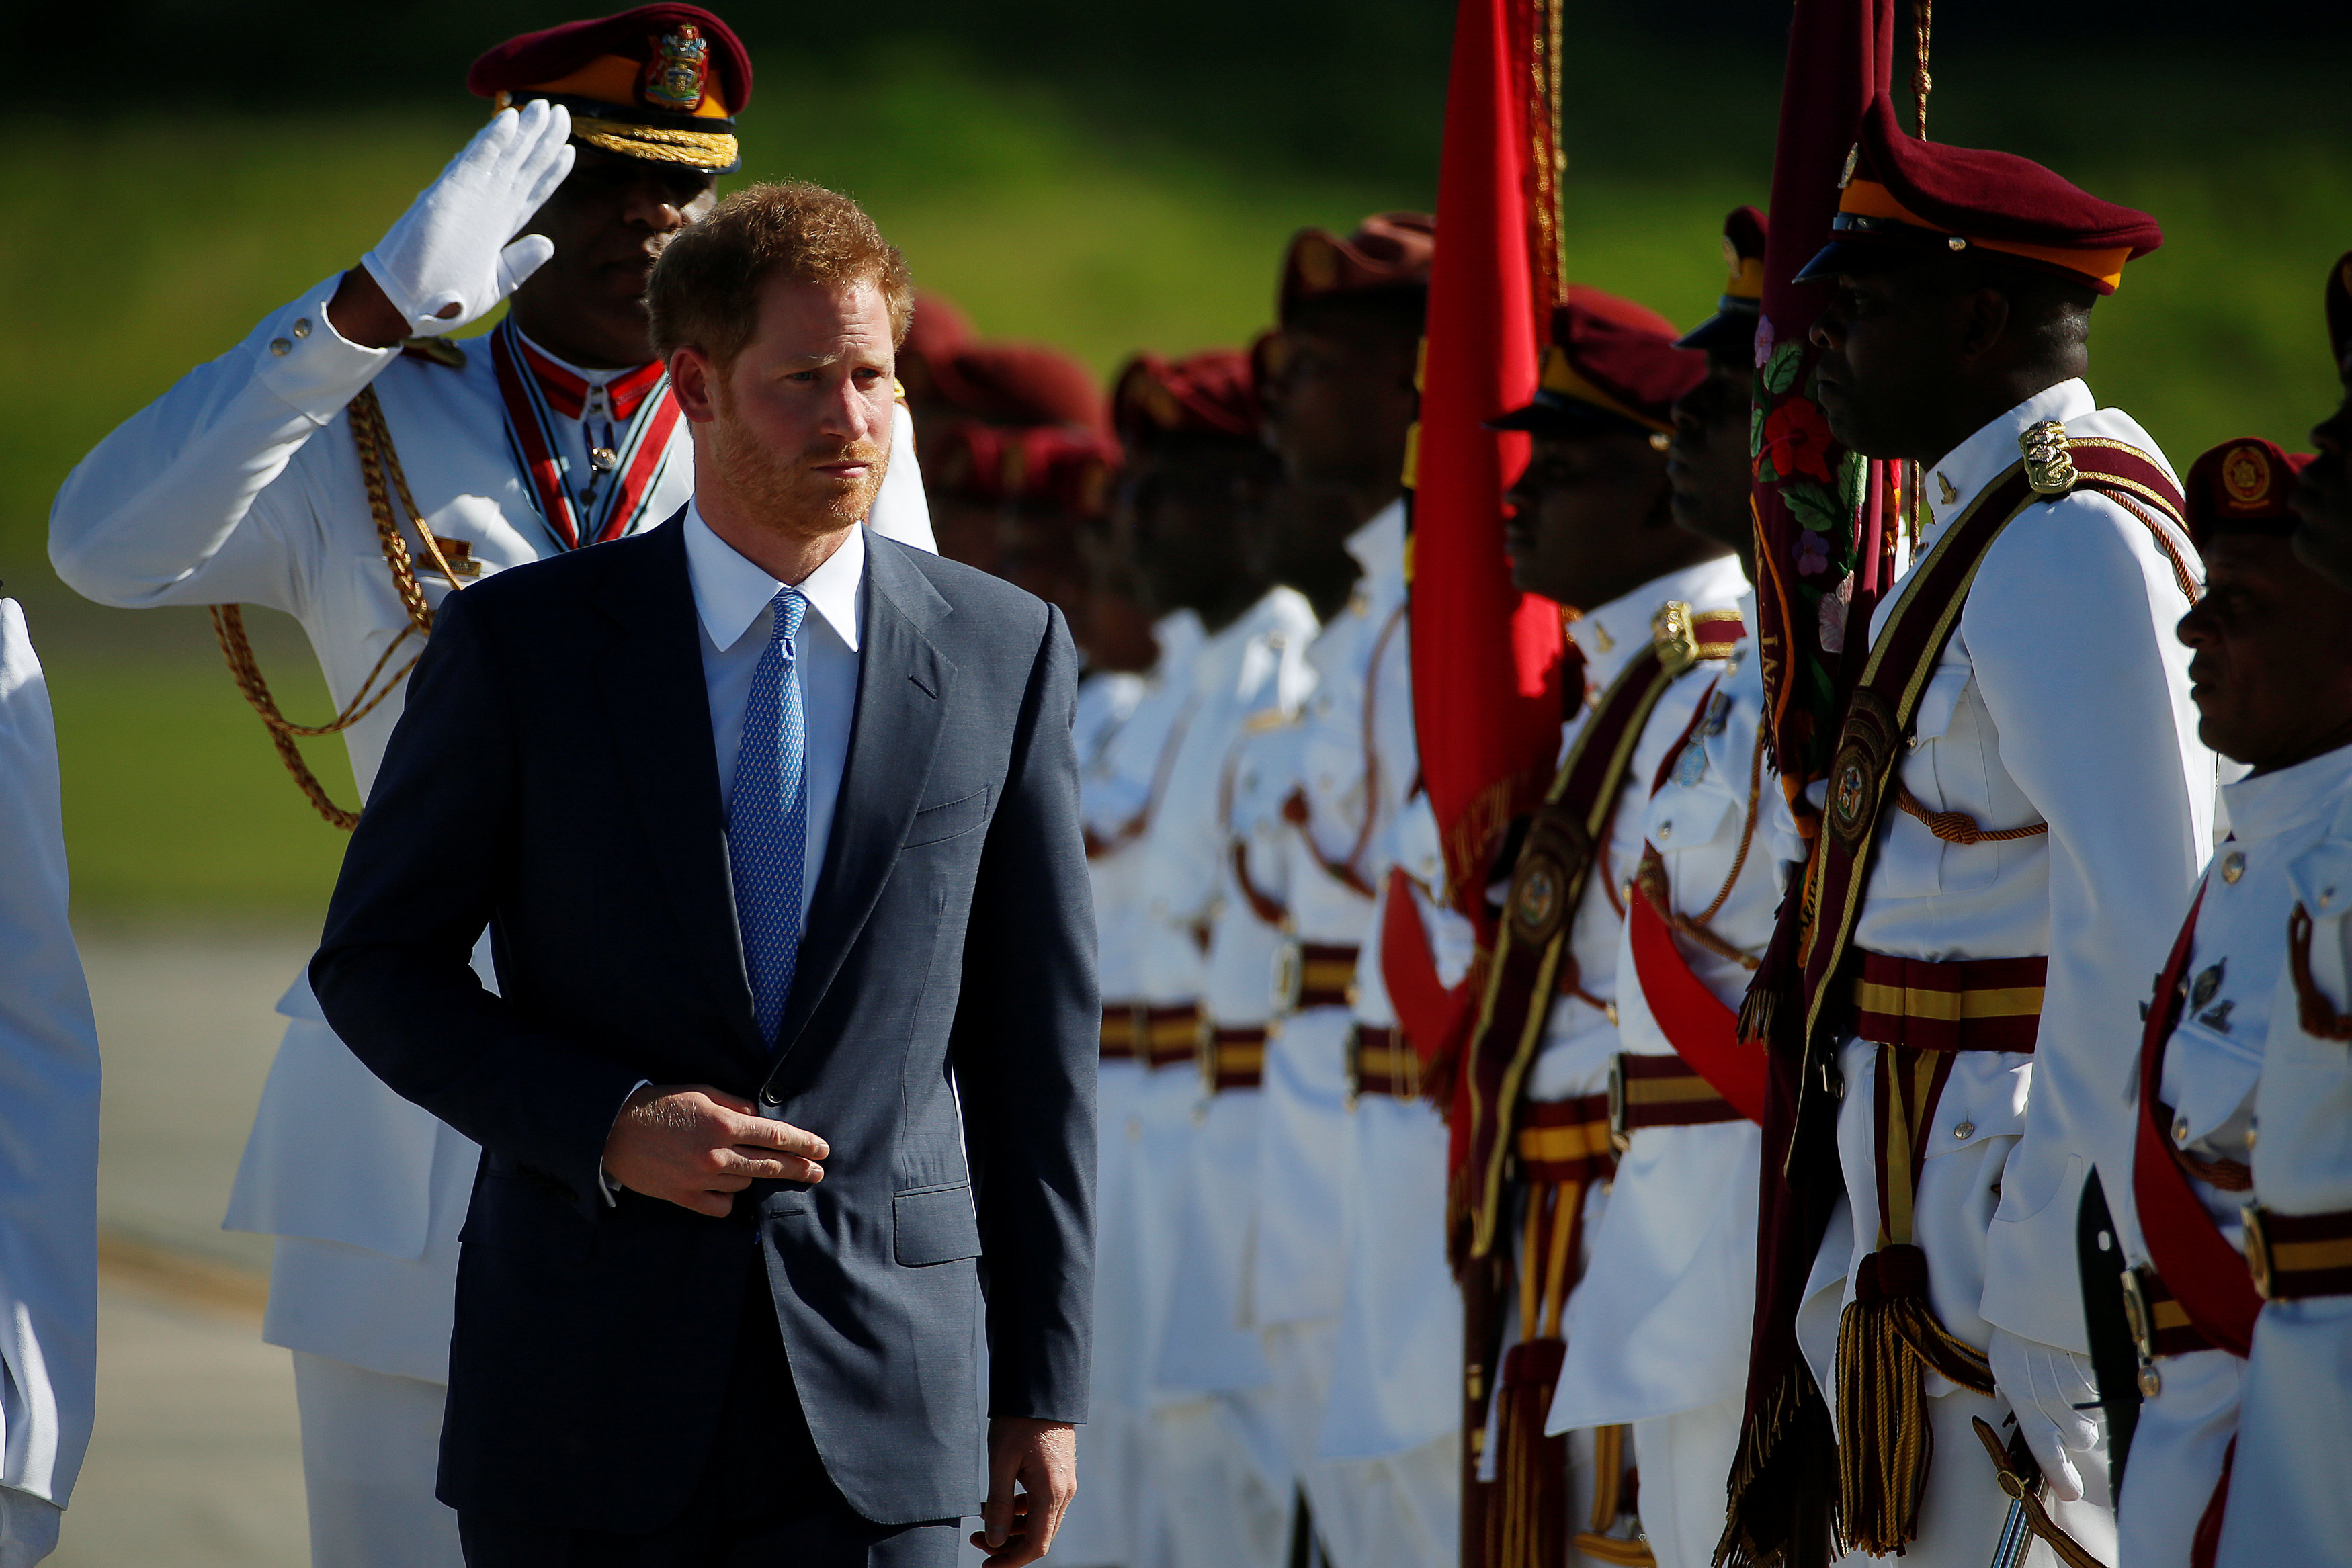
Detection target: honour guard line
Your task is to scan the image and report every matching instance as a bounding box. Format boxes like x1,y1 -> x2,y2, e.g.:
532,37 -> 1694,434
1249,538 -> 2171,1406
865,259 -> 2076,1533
34,0 -> 2352,1564
50,8 -> 931,1563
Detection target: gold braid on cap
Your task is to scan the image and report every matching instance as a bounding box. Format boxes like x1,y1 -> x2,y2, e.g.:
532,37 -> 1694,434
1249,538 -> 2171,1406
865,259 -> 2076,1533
568,116 -> 739,168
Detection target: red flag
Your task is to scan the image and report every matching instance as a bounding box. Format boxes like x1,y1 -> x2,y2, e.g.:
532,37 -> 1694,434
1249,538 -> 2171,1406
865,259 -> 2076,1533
1723,3 -> 1901,1565
1409,0 -> 1567,922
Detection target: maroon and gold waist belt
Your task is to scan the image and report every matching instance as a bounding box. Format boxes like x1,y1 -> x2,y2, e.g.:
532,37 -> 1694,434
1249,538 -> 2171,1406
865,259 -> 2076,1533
1100,1002 -> 1204,1068
2245,1205 -> 2352,1302
1607,1053 -> 1746,1151
1202,1025 -> 1267,1092
1277,941 -> 1359,1012
1851,951 -> 2048,1053
1347,1025 -> 1420,1100
1515,1092 -> 1616,1185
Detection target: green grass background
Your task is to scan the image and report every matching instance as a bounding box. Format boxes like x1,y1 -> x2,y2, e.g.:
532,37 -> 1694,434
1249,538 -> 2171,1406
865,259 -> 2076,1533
8,43 -> 2349,916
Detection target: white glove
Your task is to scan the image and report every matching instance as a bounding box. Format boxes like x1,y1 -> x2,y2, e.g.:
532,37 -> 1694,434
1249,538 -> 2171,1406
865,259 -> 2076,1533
360,99 -> 576,337
1988,1326 -> 2103,1503
0,1486 -> 60,1567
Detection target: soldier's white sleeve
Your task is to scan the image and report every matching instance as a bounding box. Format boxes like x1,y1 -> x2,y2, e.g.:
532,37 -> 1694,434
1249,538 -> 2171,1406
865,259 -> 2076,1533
1970,499 -> 2210,1352
48,275 -> 395,611
0,602 -> 102,1549
2218,802 -> 2352,1567
866,402 -> 937,554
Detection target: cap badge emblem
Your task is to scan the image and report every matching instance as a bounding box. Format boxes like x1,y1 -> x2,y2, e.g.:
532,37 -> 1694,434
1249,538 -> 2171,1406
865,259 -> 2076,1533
644,24 -> 711,113
1296,235 -> 1340,292
2019,420 -> 2078,496
2222,443 -> 2272,508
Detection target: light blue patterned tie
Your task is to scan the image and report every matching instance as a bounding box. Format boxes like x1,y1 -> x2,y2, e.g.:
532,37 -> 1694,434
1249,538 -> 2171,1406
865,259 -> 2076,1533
728,588 -> 810,1047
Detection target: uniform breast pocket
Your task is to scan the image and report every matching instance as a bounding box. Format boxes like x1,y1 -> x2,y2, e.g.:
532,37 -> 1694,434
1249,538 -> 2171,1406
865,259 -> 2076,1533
1874,664 -> 1989,899
894,1181 -> 984,1266
903,787 -> 993,848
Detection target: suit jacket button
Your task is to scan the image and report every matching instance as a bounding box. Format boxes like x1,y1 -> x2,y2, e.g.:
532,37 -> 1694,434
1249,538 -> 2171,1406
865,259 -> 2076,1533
760,1088 -> 780,1107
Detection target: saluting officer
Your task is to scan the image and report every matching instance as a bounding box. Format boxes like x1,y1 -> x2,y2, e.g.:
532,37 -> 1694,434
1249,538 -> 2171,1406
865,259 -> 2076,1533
2105,435 -> 2352,1568
1247,214 -> 1433,1568
2219,253 -> 2352,1567
46,11 -> 929,1564
1544,211 -> 1794,1568
1738,93 -> 2208,1567
1461,288 -> 1743,1567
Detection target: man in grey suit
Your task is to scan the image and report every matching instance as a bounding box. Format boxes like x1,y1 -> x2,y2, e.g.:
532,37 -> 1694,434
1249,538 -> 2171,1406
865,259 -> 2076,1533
310,181 -> 1097,1567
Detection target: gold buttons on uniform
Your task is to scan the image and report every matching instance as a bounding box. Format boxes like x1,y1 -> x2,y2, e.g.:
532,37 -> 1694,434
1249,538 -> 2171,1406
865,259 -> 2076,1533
1954,1121 -> 1974,1140
292,317 -> 312,339
2222,851 -> 2246,883
269,338 -> 291,356
2173,1115 -> 2191,1145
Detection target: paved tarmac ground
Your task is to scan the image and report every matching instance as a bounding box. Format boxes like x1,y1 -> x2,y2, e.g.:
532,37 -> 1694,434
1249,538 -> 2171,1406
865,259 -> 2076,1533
58,922 -> 316,1566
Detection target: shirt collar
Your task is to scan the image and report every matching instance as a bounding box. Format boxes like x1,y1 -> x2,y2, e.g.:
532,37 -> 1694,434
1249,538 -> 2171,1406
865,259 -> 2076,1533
2219,740 -> 2352,847
1346,499 -> 1409,604
683,503 -> 865,654
1920,378 -> 2097,544
512,324 -> 667,420
1571,554 -> 1753,695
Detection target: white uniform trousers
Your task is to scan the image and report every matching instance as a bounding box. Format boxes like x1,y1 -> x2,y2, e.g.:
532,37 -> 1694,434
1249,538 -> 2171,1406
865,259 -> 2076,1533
2115,1347 -> 2238,1568
1155,1397 -> 1291,1568
1628,1397 -> 1740,1568
291,1352 -> 461,1567
2215,1294 -> 2352,1567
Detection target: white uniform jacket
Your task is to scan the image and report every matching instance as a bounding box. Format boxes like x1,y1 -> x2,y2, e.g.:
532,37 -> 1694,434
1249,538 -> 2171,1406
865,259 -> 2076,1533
46,277 -> 933,1379
1524,556 -> 1752,1106
1130,591 -> 1316,1412
1796,380 -> 2212,1403
1552,595 -> 1796,1434
0,602 -> 101,1534
2114,744 -> 2352,1567
1253,504 -> 1414,1332
2219,779 -> 2352,1566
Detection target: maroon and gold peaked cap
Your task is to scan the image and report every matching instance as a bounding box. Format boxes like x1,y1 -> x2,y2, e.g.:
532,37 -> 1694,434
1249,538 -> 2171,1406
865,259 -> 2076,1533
470,5 -> 751,175
1678,206 -> 1767,354
2185,436 -> 2313,548
1798,91 -> 2161,296
1488,286 -> 1704,438
1279,213 -> 1436,324
1112,350 -> 1261,447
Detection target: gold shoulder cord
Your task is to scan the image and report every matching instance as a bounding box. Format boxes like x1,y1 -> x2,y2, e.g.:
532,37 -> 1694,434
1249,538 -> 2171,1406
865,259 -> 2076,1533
208,383 -> 469,830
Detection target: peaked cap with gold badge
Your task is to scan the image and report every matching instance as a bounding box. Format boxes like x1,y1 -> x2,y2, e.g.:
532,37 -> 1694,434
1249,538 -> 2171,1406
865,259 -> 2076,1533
1677,204 -> 1767,353
1277,212 -> 1436,324
2184,436 -> 2314,550
1796,89 -> 2162,296
1486,285 -> 1705,440
468,5 -> 753,175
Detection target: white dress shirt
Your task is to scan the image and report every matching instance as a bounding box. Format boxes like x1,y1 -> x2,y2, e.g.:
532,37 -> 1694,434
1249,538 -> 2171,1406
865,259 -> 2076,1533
683,503 -> 866,922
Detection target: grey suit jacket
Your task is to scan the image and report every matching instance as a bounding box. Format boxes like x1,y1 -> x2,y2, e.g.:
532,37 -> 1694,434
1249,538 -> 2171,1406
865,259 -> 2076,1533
310,513 -> 1097,1531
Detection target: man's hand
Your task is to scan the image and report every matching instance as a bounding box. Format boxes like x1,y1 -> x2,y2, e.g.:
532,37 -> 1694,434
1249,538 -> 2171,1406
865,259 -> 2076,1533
339,97 -> 576,345
972,1417 -> 1076,1568
601,1085 -> 827,1217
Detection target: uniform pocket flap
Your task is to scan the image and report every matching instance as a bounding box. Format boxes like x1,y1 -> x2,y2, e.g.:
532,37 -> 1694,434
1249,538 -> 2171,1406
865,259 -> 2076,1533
1910,664 -> 1974,744
894,1181 -> 983,1266
904,788 -> 993,848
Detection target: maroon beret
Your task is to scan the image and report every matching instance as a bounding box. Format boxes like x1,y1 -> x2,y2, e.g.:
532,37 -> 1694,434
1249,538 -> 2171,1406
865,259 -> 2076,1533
2185,436 -> 2313,548
1279,213 -> 1436,323
1488,286 -> 1702,438
1798,91 -> 2159,295
469,6 -> 751,174
1678,205 -> 1767,353
1111,350 -> 1260,447
930,343 -> 1109,435
923,421 -> 1012,505
1003,427 -> 1124,521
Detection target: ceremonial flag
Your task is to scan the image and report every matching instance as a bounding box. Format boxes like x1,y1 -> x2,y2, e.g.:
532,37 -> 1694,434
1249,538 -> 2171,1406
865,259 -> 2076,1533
1723,1 -> 1904,1564
1409,0 -> 1568,928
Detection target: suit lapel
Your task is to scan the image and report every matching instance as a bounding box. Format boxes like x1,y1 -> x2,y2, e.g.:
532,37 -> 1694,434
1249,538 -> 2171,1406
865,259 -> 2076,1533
593,515 -> 765,1061
773,539 -> 956,1062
